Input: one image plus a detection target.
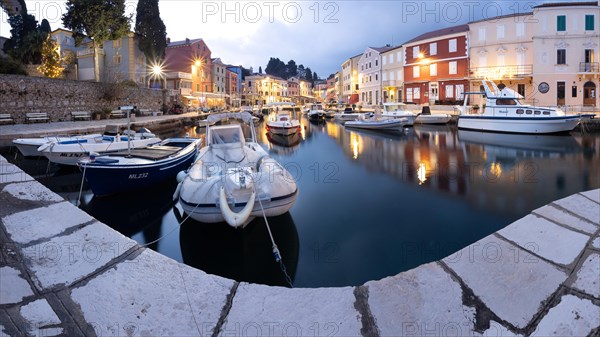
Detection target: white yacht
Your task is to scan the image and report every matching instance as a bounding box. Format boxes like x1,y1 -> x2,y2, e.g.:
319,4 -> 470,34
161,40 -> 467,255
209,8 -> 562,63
267,113 -> 301,136
457,80 -> 581,134
176,112 -> 298,228
381,103 -> 419,126
307,103 -> 326,120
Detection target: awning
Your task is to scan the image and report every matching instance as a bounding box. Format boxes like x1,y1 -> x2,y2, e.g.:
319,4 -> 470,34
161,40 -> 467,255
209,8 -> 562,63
183,96 -> 198,100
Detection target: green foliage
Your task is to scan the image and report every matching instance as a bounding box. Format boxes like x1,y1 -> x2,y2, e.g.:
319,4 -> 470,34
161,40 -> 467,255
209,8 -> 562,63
0,56 -> 27,74
134,0 -> 167,62
3,10 -> 46,64
39,19 -> 51,33
62,0 -> 131,47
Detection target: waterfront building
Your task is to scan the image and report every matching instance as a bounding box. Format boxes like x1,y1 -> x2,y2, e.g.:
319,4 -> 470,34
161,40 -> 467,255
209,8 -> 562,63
165,38 -> 216,107
243,74 -> 289,105
380,45 -> 405,103
210,57 -> 227,108
76,32 -> 146,86
403,24 -> 469,105
358,45 -> 395,106
325,76 -> 337,104
288,76 -> 314,105
313,80 -> 327,102
341,53 -> 362,104
468,13 -> 535,106
335,71 -> 343,104
225,68 -> 240,108
531,1 -> 600,111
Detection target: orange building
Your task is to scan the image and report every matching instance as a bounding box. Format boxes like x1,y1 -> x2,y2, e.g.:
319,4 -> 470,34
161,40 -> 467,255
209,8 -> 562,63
165,38 -> 213,95
403,25 -> 470,105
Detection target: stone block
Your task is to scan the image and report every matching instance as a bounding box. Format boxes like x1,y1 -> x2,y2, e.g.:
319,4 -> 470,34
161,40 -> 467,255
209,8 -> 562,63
532,295 -> 599,336
443,235 -> 568,329
226,283 -> 362,337
70,249 -> 234,337
499,214 -> 589,266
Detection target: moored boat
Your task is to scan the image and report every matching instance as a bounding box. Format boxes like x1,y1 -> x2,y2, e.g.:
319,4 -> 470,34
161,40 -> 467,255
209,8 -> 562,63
176,112 -> 298,228
266,113 -> 301,136
381,102 -> 419,125
78,137 -> 201,196
13,133 -> 102,157
345,115 -> 408,131
38,127 -> 161,166
307,103 -> 326,120
334,107 -> 364,121
457,80 -> 581,134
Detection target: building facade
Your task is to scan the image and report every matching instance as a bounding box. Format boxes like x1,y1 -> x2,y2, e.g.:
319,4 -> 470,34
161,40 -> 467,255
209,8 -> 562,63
380,46 -> 404,103
165,38 -> 213,106
341,54 -> 362,104
403,25 -> 470,105
76,32 -> 146,85
243,74 -> 290,105
225,68 -> 240,107
358,46 -> 394,106
531,2 -> 599,110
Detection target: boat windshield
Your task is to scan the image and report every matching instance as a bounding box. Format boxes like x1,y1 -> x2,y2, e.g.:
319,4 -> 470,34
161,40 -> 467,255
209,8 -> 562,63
383,104 -> 406,112
312,105 -> 323,110
210,125 -> 244,146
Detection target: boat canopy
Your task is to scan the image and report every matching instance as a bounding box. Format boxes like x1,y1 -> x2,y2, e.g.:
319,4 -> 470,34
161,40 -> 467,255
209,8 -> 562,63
207,112 -> 254,124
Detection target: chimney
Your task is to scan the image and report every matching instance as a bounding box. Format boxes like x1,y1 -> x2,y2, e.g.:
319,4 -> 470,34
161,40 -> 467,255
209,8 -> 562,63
185,38 -> 190,43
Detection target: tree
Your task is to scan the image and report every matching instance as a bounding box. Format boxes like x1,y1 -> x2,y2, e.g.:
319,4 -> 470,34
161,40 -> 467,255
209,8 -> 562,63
286,60 -> 297,78
37,36 -> 64,78
313,71 -> 318,82
265,57 -> 286,78
258,66 -> 262,74
297,64 -> 305,79
134,0 -> 167,63
62,0 -> 131,82
3,9 -> 45,64
305,67 -> 313,82
39,19 -> 51,33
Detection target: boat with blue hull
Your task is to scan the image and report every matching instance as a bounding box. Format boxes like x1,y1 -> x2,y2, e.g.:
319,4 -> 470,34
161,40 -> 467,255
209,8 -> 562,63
78,138 -> 201,196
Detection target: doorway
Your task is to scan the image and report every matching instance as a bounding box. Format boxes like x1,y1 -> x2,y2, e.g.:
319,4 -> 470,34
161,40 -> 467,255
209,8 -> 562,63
583,81 -> 596,106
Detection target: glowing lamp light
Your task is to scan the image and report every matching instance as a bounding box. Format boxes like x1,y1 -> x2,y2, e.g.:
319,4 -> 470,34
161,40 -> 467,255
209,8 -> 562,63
195,60 -> 201,67
418,52 -> 425,59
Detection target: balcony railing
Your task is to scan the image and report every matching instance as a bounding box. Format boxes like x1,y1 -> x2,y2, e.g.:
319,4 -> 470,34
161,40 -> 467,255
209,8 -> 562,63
579,62 -> 599,73
470,65 -> 533,79
76,48 -> 105,57
165,72 -> 192,80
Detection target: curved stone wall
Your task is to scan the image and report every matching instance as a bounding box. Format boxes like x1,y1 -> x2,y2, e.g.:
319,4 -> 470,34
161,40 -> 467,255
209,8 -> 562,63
0,155 -> 598,336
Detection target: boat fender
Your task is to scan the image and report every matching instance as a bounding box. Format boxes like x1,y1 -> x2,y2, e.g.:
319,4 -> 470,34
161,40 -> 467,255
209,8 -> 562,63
219,187 -> 255,228
176,170 -> 187,183
173,182 -> 182,201
37,142 -> 52,152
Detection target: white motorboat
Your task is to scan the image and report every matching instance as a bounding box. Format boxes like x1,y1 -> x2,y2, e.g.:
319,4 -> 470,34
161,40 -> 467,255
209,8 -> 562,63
266,113 -> 301,136
176,112 -> 298,228
415,108 -> 452,125
381,103 -> 419,126
457,80 -> 581,134
13,133 -> 101,157
334,107 -> 364,122
345,115 -> 408,131
38,126 -> 160,166
307,103 -> 326,120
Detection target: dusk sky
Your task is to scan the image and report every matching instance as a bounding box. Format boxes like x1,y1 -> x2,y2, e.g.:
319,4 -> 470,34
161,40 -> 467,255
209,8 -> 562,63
1,0 -> 584,77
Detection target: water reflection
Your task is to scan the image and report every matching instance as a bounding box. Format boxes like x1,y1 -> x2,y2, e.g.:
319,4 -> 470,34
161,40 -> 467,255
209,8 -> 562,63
177,209 -> 299,287
266,132 -> 302,156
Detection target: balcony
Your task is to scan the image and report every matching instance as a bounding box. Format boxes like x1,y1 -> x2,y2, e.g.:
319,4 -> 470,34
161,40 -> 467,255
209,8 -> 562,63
470,65 -> 533,80
382,80 -> 399,87
579,62 -> 599,73
76,48 -> 105,57
166,72 -> 192,80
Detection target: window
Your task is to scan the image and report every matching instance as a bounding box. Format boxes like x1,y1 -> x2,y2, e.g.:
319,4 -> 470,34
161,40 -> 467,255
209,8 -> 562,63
516,22 -> 525,37
430,43 -> 437,56
397,51 -> 402,63
497,25 -> 505,39
449,61 -> 457,75
516,109 -> 524,114
557,15 -> 566,31
496,98 -> 517,105
430,63 -> 437,76
557,81 -> 565,105
557,49 -> 566,65
526,110 -> 533,114
355,84 -> 358,90
456,85 -> 464,100
518,84 -> 525,97
113,39 -> 121,48
407,88 -> 413,102
382,73 -> 387,81
413,87 -> 421,99
383,57 -> 386,65
112,54 -> 121,65
197,84 -> 200,91
375,74 -> 378,81
479,55 -> 487,67
517,52 -> 526,66
585,15 -> 594,31
478,28 -> 486,41
449,39 -> 457,53
572,85 -> 577,97
389,54 -> 394,64
497,54 -> 506,67
413,46 -> 420,59
375,60 -> 378,66
390,72 -> 395,81
445,85 -> 454,98
413,66 -> 420,78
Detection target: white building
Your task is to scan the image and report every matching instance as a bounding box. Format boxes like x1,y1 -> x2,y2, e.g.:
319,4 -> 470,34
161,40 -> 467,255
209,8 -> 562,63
532,1 -> 600,111
380,46 -> 404,103
341,53 -> 362,104
358,46 -> 395,106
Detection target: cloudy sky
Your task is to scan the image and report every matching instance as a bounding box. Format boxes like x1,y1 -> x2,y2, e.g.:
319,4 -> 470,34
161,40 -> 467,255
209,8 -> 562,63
1,0 -> 580,77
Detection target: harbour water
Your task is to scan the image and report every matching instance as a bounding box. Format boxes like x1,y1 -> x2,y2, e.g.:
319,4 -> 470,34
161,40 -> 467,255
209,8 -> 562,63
4,116 -> 599,287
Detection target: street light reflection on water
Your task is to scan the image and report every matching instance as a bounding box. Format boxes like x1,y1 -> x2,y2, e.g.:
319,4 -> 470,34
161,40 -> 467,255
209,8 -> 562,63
6,116 -> 599,287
